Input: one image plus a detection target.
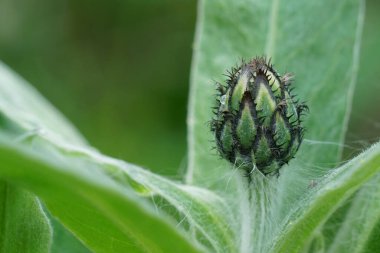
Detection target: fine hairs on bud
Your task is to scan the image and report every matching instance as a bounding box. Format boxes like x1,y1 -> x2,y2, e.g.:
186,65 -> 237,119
211,56 -> 308,178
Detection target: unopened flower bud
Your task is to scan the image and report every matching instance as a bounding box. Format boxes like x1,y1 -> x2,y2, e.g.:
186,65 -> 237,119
211,57 -> 308,176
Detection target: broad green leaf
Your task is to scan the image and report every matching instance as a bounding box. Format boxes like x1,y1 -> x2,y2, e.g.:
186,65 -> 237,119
0,62 -> 87,147
186,0 -> 363,193
0,62 -> 236,253
44,134 -> 236,253
270,142 -> 380,253
0,139 -> 204,253
186,0 -> 367,253
325,174 -> 380,253
48,211 -> 92,253
0,62 -> 57,253
362,220 -> 380,253
0,183 -> 52,253
323,5 -> 380,251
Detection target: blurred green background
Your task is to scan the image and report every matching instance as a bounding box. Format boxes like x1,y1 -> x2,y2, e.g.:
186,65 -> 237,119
0,0 -> 378,177
0,0 -> 196,177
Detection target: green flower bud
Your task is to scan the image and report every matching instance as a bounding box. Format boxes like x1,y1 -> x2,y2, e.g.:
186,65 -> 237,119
211,57 -> 308,176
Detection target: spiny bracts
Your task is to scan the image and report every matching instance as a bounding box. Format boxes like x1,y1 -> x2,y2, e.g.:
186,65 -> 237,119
211,57 -> 308,176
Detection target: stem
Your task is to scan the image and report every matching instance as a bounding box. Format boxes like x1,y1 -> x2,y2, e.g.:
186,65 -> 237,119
237,169 -> 276,253
237,170 -> 252,253
253,174 -> 276,252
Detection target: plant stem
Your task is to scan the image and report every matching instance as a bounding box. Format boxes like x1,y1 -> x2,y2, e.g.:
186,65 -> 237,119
237,169 -> 276,253
237,170 -> 252,253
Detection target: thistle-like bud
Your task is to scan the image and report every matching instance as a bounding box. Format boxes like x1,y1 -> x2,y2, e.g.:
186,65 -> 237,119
211,57 -> 308,176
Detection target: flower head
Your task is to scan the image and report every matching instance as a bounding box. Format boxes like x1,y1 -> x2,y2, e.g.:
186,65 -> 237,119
211,57 -> 308,176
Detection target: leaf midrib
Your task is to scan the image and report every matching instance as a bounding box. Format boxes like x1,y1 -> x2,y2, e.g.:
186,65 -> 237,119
265,0 -> 280,59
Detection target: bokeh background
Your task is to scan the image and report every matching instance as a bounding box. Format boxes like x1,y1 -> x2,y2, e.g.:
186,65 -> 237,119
0,0 -> 378,177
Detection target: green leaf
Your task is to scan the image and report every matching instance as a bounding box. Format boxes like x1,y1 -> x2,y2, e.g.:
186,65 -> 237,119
0,62 -> 237,253
186,0 -> 364,192
0,62 -> 87,147
186,0 -> 368,253
0,62 -> 204,252
0,139 -> 205,253
0,182 -> 52,253
0,62 -> 55,253
325,174 -> 380,253
48,210 -> 92,253
270,142 -> 380,253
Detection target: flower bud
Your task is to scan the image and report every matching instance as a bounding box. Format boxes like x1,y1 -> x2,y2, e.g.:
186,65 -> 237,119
211,57 -> 308,176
